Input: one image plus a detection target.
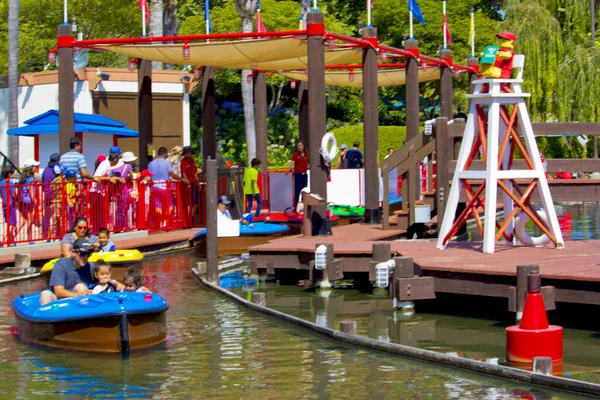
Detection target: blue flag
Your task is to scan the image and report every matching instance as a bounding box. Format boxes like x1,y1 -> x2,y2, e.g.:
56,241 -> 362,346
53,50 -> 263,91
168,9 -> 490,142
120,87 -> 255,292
408,0 -> 425,25
204,0 -> 212,33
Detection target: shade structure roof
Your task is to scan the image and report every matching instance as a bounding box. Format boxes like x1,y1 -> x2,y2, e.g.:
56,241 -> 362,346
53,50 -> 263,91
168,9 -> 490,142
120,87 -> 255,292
96,38 -> 363,70
283,67 -> 441,87
7,110 -> 138,137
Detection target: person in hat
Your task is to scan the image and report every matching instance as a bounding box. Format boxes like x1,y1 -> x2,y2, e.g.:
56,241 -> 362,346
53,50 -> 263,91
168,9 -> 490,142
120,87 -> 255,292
18,159 -> 40,243
170,145 -> 183,176
42,153 -> 60,240
482,32 -> 516,79
39,238 -> 95,305
59,136 -> 94,180
113,151 -> 137,179
217,195 -> 232,221
94,154 -> 107,173
0,165 -> 17,244
180,146 -> 199,184
337,144 -> 349,169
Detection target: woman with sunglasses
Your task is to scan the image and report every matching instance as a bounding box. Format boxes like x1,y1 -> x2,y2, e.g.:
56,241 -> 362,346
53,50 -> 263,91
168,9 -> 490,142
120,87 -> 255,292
60,216 -> 99,258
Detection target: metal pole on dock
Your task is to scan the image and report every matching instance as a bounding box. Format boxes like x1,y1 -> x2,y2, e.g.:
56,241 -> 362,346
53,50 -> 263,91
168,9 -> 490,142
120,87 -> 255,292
137,59 -> 153,169
57,24 -> 74,155
206,159 -> 219,283
202,67 -> 216,162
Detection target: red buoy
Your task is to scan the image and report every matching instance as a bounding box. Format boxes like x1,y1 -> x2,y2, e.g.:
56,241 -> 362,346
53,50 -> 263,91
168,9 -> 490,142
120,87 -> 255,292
506,274 -> 563,365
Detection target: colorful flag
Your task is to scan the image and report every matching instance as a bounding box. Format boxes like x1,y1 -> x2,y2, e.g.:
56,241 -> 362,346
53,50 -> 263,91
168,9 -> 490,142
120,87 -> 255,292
470,8 -> 475,57
408,0 -> 425,25
204,0 -> 212,33
442,11 -> 452,44
138,0 -> 149,23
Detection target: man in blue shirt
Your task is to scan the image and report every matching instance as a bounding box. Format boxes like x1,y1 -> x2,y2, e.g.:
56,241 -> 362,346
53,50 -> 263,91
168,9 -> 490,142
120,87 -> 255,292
345,141 -> 364,169
148,147 -> 183,181
59,136 -> 94,180
39,238 -> 94,305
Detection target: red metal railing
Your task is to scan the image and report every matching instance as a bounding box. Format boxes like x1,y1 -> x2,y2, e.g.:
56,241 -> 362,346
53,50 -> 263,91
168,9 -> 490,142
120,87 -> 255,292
0,179 -> 204,247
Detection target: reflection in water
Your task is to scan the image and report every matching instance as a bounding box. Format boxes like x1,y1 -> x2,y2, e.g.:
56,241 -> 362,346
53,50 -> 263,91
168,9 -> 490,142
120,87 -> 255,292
0,253 -> 590,398
235,284 -> 600,386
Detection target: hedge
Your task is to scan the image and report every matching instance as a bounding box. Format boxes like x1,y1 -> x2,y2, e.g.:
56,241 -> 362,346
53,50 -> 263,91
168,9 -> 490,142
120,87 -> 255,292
329,125 -> 407,163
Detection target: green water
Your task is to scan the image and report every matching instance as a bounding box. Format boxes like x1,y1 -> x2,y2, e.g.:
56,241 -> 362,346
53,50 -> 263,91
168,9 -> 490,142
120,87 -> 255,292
0,254 -> 592,399
231,283 -> 600,387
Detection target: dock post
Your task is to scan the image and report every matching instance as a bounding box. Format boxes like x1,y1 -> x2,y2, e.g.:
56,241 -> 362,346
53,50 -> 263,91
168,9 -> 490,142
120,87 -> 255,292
340,321 -> 357,335
14,254 -> 31,273
251,292 -> 266,307
533,357 -> 553,375
516,264 -> 539,322
206,159 -> 219,283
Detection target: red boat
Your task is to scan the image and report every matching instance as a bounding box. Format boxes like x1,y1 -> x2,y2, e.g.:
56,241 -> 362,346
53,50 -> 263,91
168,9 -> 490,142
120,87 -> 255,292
254,209 -> 339,234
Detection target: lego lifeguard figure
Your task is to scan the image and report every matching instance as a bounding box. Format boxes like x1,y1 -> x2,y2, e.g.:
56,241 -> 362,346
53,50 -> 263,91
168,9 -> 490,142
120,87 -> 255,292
482,32 -> 516,79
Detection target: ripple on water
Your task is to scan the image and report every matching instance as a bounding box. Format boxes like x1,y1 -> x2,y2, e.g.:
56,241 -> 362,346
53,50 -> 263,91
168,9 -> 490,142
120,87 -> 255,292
0,253 -> 589,399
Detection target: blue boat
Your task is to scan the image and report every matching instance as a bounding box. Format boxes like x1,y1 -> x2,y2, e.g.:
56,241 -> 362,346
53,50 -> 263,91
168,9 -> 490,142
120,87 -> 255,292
193,222 -> 290,255
193,222 -> 290,239
12,292 -> 169,354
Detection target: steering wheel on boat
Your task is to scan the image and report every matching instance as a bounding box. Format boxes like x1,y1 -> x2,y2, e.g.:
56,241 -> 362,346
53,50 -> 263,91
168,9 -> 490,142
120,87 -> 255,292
90,281 -> 118,293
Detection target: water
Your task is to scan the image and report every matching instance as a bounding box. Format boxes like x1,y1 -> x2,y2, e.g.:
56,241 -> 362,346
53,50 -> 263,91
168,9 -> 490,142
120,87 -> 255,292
468,202 -> 600,241
0,254 -> 590,399
230,283 -> 600,387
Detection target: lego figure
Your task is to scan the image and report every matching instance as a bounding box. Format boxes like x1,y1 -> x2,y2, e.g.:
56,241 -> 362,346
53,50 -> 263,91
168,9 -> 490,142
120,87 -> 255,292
482,32 -> 516,79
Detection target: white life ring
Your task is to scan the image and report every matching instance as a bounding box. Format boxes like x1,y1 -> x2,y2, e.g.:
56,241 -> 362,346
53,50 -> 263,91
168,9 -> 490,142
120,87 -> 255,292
514,209 -> 552,247
320,132 -> 338,163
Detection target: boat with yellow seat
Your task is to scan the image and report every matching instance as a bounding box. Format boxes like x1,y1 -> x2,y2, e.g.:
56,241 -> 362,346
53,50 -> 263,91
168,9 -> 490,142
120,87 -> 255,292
41,250 -> 144,281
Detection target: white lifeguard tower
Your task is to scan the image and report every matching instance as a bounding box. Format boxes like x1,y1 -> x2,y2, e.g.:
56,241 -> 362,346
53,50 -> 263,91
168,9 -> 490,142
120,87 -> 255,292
437,55 -> 564,254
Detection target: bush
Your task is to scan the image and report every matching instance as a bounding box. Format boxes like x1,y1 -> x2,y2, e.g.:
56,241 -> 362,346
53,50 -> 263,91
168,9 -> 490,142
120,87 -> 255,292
329,125 -> 407,163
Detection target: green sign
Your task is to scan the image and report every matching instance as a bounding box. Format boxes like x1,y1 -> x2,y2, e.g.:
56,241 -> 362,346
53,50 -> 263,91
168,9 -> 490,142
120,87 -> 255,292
480,46 -> 499,64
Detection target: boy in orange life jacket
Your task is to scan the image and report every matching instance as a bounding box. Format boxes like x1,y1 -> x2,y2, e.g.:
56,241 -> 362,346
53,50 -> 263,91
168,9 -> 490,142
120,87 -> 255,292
482,32 -> 516,79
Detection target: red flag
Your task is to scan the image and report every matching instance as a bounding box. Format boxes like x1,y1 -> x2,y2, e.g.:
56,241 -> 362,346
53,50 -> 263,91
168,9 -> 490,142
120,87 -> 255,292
442,14 -> 452,44
367,0 -> 374,9
138,0 -> 150,23
256,11 -> 267,33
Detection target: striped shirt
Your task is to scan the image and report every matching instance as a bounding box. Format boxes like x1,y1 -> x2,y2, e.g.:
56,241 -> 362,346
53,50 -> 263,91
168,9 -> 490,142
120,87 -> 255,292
60,150 -> 87,180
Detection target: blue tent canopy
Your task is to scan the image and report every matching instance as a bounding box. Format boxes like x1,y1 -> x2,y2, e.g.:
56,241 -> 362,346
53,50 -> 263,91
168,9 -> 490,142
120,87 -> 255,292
7,110 -> 138,138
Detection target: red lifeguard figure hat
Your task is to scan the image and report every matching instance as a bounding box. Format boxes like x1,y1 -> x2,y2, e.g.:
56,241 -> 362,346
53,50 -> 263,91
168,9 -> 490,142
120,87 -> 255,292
496,32 -> 516,42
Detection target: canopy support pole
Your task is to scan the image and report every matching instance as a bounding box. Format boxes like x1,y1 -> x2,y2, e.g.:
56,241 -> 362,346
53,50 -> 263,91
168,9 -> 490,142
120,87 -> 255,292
307,11 -> 330,236
405,39 -> 420,225
362,27 -> 380,224
440,49 -> 453,120
202,66 -> 216,162
58,24 -> 74,155
137,59 -> 153,169
254,71 -> 268,169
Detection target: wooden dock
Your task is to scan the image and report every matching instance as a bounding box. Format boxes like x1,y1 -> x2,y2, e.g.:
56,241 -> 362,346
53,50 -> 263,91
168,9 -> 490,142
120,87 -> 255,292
249,224 -> 600,306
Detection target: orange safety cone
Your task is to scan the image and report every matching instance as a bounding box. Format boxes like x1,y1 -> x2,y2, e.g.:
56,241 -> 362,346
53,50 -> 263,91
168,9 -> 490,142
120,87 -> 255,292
506,274 -> 563,366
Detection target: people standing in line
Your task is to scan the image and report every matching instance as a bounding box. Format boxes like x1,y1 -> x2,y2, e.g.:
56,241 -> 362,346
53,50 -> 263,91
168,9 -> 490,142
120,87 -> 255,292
180,146 -> 201,219
0,165 -> 17,245
114,151 -> 137,178
59,136 -> 94,180
345,141 -> 364,169
42,153 -> 59,241
244,158 -> 262,217
148,147 -> 183,182
18,159 -> 40,244
285,140 -> 309,207
170,146 -> 183,176
337,144 -> 348,168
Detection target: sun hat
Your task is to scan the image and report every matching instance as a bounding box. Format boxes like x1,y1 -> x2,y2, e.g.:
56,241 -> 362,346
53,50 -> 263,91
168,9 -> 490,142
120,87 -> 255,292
340,144 -> 348,150
140,169 -> 153,178
48,153 -> 60,167
24,159 -> 40,168
96,154 -> 107,163
122,151 -> 138,163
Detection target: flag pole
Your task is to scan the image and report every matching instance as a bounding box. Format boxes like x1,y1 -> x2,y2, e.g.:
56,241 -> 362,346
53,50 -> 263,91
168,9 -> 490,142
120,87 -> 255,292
442,1 -> 447,49
409,11 -> 414,39
470,8 -> 475,57
142,2 -> 147,37
367,0 -> 372,27
63,0 -> 68,24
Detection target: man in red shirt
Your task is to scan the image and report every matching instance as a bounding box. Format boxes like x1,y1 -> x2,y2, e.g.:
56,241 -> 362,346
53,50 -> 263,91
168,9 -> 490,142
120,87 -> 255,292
180,146 -> 200,217
285,140 -> 309,207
